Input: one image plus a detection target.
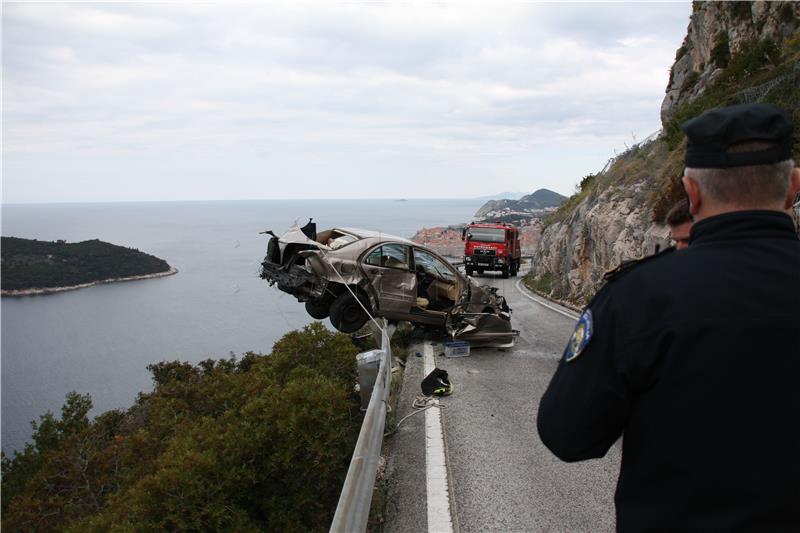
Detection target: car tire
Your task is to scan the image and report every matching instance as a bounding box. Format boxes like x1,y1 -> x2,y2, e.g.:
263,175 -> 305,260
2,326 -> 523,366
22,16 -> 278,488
329,292 -> 370,333
477,268 -> 484,276
502,265 -> 510,279
305,299 -> 330,319
466,266 -> 474,276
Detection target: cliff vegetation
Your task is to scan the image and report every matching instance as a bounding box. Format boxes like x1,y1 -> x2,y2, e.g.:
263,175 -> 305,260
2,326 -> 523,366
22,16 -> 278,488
1,323 -> 362,532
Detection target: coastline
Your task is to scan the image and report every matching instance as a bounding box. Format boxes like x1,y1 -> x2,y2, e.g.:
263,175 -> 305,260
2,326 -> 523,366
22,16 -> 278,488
1,267 -> 178,297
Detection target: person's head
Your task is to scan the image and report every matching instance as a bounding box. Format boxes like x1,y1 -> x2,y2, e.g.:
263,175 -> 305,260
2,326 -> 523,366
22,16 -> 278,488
680,103 -> 800,222
665,199 -> 692,249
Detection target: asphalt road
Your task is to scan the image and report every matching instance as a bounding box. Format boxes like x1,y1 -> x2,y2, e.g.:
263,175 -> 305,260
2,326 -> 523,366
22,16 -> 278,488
384,268 -> 621,533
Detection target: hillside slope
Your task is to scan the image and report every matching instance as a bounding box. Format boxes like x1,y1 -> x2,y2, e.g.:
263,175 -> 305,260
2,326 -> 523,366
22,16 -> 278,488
528,1 -> 800,306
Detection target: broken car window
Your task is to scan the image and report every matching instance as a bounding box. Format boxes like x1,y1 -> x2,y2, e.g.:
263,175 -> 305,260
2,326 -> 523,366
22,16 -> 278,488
413,249 -> 456,282
364,244 -> 409,270
365,247 -> 382,267
381,244 -> 409,269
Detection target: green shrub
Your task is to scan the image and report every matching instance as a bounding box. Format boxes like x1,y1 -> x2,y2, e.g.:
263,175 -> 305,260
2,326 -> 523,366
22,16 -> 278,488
711,33 -> 730,68
524,270 -> 555,296
1,323 -> 362,532
680,71 -> 701,94
731,1 -> 752,21
780,3 -> 796,23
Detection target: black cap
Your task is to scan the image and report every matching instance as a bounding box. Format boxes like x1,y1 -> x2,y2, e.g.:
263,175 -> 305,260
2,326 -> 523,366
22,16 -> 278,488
682,103 -> 794,168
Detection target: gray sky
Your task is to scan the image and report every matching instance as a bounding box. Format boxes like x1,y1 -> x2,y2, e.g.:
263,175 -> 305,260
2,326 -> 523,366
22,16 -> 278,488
2,2 -> 691,203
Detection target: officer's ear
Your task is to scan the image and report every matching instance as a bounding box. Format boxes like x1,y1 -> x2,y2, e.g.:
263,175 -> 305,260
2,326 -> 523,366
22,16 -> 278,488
784,167 -> 800,210
682,175 -> 702,217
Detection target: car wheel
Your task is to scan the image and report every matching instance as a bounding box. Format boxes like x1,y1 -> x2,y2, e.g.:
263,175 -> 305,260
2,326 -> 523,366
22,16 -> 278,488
305,299 -> 330,319
502,265 -> 510,278
466,266 -> 474,276
477,268 -> 484,276
329,292 -> 370,333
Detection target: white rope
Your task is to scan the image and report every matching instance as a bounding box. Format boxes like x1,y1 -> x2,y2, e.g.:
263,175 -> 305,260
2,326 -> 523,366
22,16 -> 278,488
384,395 -> 444,437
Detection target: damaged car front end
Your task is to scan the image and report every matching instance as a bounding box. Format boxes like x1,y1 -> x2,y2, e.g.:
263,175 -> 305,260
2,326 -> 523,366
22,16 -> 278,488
260,219 -> 514,346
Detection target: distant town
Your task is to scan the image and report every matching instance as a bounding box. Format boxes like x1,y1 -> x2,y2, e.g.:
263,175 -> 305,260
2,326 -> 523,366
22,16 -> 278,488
412,188 -> 566,257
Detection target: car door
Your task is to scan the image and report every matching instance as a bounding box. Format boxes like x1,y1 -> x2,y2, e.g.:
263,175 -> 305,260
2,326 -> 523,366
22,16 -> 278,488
361,243 -> 417,317
411,247 -> 464,320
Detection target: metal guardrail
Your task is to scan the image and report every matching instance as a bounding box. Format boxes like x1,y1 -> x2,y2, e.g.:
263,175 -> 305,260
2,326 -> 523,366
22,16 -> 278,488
330,322 -> 394,533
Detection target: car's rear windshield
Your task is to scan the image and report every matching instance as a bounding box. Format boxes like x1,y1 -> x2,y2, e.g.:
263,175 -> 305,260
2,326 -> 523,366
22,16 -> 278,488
468,227 -> 505,243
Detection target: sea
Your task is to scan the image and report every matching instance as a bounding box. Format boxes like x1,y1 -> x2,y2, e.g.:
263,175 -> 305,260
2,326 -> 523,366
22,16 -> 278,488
1,199 -> 482,455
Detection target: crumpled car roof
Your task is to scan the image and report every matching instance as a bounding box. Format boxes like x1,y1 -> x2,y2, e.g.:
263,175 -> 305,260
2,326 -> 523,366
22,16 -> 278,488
335,227 -> 415,245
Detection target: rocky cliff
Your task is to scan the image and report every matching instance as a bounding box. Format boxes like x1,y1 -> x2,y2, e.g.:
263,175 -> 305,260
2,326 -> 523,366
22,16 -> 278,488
528,1 -> 800,307
662,2 -> 800,124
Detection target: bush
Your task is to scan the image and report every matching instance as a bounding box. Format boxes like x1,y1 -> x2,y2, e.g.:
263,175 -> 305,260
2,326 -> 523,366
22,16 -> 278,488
680,71 -> 701,94
1,323 -> 362,532
711,33 -> 731,68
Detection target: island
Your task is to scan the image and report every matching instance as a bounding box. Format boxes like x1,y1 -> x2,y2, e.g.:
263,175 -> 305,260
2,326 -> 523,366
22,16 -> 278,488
1,236 -> 177,296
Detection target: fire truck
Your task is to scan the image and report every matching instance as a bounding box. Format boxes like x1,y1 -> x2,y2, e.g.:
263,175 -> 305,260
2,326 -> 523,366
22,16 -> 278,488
461,222 -> 521,278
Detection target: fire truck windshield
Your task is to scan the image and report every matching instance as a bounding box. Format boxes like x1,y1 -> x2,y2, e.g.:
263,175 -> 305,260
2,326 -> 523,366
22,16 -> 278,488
469,227 -> 505,243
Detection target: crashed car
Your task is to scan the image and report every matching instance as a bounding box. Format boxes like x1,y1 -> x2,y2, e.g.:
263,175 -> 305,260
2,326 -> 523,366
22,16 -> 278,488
259,219 -> 514,347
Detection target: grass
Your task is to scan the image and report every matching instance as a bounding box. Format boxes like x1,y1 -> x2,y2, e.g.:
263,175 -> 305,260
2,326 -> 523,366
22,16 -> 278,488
524,270 -> 555,296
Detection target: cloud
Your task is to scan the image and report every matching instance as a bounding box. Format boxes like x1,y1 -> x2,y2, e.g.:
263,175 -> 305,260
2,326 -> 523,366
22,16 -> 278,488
2,2 -> 691,202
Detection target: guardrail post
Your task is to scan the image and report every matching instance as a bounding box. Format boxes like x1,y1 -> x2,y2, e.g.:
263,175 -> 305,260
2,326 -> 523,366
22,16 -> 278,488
357,349 -> 383,410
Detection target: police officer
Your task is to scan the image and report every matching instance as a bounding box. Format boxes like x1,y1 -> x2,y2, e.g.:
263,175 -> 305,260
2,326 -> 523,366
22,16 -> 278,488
665,198 -> 693,250
537,103 -> 800,532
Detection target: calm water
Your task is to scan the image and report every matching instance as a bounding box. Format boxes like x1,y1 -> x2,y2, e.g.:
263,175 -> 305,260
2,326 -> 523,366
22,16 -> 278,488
1,199 -> 482,454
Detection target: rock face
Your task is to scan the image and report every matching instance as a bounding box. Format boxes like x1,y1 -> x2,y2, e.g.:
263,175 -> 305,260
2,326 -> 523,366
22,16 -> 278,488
530,1 -> 800,307
662,1 -> 800,124
531,142 -> 673,304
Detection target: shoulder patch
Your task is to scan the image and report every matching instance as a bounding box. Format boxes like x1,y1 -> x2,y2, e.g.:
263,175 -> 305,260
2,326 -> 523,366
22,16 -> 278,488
603,246 -> 675,282
564,309 -> 593,363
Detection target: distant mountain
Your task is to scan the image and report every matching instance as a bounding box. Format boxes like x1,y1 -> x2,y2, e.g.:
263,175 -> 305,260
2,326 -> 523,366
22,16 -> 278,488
517,189 -> 567,209
473,191 -> 528,201
475,188 -> 567,219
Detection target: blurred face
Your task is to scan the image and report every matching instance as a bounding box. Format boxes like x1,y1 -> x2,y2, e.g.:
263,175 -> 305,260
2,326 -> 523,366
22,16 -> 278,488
669,221 -> 692,250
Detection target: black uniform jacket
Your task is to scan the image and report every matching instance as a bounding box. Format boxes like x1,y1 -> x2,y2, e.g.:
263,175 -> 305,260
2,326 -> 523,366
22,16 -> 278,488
537,210 -> 800,532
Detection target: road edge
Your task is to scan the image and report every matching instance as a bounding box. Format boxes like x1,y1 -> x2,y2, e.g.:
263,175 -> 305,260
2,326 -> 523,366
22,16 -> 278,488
423,341 -> 455,533
514,278 -> 580,320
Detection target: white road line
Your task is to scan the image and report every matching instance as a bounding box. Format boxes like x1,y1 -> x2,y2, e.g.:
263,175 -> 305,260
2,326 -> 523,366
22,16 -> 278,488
423,342 -> 454,533
514,278 -> 580,320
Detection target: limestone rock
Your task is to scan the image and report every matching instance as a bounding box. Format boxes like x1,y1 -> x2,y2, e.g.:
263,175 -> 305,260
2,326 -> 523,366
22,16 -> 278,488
661,1 -> 800,124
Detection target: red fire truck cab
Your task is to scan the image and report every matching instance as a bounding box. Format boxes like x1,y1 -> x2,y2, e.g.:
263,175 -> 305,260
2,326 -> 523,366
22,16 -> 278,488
462,222 -> 521,278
